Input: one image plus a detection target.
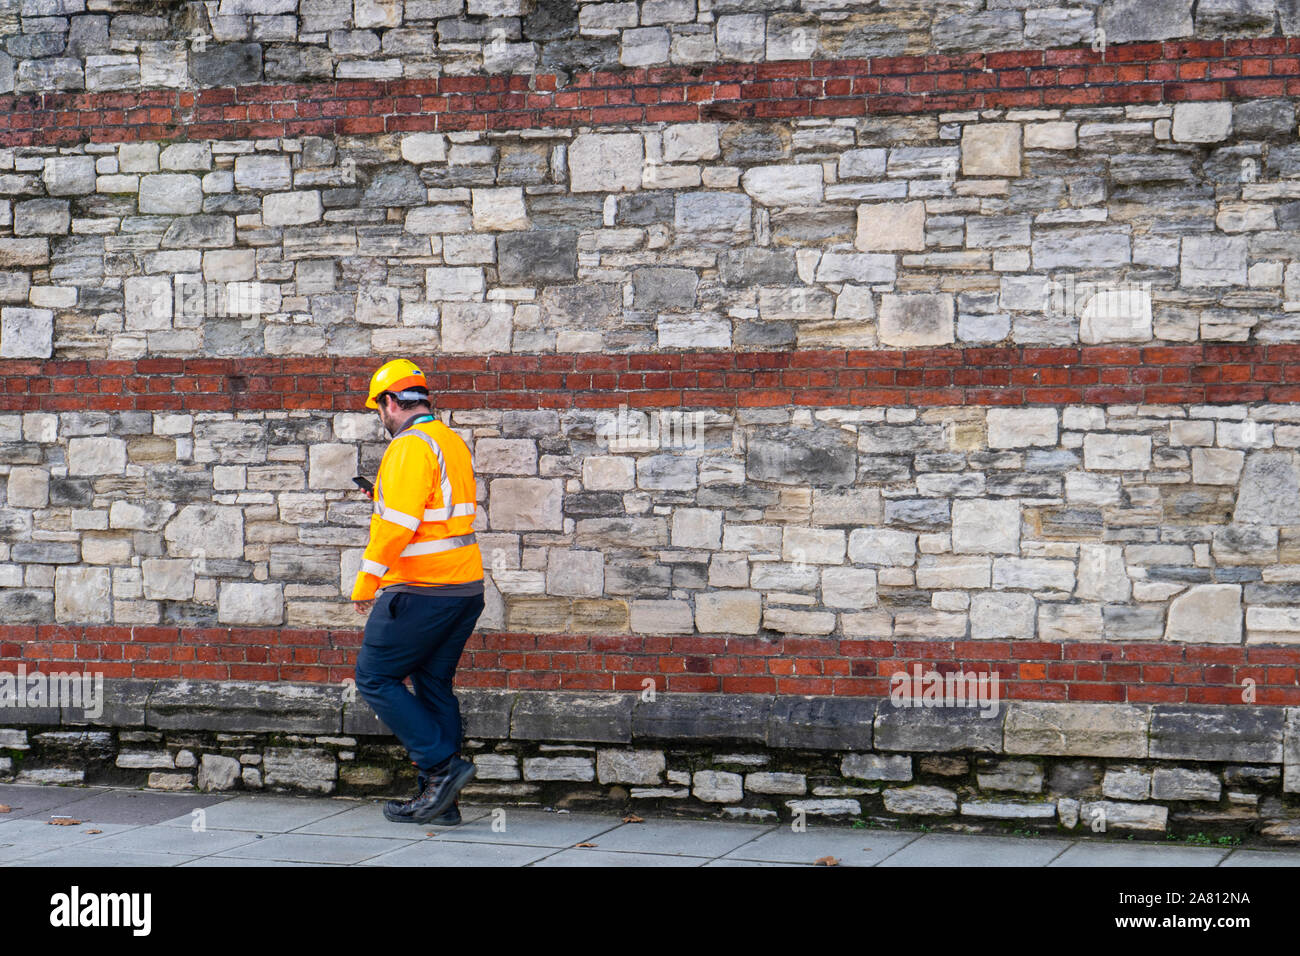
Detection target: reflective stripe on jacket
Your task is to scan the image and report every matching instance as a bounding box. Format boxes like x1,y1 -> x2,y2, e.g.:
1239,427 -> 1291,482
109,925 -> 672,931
350,418 -> 483,601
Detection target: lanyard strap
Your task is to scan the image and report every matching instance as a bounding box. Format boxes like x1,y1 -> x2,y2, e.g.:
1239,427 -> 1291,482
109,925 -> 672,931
394,413 -> 436,436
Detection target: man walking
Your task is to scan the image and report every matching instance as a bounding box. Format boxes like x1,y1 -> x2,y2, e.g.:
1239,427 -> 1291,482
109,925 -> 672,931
351,358 -> 483,824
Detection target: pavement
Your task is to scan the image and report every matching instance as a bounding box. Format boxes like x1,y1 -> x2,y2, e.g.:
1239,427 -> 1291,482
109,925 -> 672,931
1,782 -> 1298,867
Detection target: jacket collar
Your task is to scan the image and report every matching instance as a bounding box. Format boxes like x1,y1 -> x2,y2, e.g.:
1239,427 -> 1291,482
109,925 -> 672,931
392,411 -> 435,438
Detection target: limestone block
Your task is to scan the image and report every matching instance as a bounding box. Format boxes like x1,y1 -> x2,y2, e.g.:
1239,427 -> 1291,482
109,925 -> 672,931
1172,102 -> 1233,143
695,591 -> 761,634
961,123 -> 1021,177
1164,584 -> 1242,643
138,174 -> 202,214
0,306 -> 53,357
569,133 -> 643,193
55,567 -> 112,623
952,499 -> 1020,554
218,582 -> 284,626
877,294 -> 954,347
740,165 -> 824,206
471,187 -> 528,231
1083,434 -> 1151,471
855,200 -> 925,252
490,478 -> 563,531
1005,703 -> 1149,758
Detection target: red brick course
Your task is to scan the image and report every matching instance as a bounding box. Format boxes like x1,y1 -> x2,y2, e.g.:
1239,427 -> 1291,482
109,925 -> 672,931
2,344 -> 1295,412
5,39 -> 1300,147
3,624 -> 1297,703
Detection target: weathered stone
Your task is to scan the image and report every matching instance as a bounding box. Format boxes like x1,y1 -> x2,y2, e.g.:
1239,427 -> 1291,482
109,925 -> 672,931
877,294 -> 954,347
875,704 -> 1004,753
692,770 -> 743,802
522,756 -> 594,781
1164,584 -> 1241,643
961,123 -> 1021,177
842,753 -> 911,781
198,753 -> 242,791
262,747 -> 335,793
1151,767 -> 1221,802
951,499 -> 1020,555
497,230 -> 577,283
570,133 -> 643,193
741,165 -> 823,206
1172,102 -> 1233,144
1234,451 -> 1300,524
1149,705 -> 1283,763
1098,0 -> 1194,42
1005,703 -> 1149,758
882,785 -> 957,815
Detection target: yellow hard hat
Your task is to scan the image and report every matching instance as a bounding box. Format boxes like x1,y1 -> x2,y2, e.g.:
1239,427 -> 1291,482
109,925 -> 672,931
366,359 -> 427,410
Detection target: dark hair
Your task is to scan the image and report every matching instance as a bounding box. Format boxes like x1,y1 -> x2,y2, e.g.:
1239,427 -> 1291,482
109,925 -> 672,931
382,388 -> 430,411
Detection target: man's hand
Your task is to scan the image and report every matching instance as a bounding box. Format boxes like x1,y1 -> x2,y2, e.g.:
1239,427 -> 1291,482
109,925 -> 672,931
355,599 -> 374,615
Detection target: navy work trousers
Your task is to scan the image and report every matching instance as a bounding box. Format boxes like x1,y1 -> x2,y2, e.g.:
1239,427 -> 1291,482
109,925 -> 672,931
354,589 -> 485,772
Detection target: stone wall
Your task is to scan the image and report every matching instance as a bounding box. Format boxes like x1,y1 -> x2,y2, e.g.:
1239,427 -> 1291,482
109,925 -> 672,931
2,683 -> 1298,842
1,0 -> 1296,97
4,1 -> 1300,825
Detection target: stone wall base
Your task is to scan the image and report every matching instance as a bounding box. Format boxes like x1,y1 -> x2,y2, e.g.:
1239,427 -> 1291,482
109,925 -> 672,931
2,681 -> 1298,845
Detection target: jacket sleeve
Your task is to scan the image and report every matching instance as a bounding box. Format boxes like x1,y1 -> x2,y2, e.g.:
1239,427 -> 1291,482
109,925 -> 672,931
349,436 -> 436,601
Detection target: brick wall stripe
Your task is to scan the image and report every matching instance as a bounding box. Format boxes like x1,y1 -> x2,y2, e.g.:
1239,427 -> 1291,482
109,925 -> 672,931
3,626 -> 1297,704
8,39 -> 1300,147
2,345 -> 1295,412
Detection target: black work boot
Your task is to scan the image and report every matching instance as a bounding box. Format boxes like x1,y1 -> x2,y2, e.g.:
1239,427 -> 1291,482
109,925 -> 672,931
383,770 -> 462,825
387,756 -> 475,825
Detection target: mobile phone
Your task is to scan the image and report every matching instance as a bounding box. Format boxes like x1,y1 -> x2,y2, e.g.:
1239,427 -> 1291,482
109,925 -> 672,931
353,476 -> 374,496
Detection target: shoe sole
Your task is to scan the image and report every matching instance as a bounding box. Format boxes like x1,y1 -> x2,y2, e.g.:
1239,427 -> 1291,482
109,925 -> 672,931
383,809 -> 460,825
412,761 -> 476,824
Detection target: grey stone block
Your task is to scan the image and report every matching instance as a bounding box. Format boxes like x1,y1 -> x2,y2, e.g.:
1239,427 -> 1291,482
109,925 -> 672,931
62,678 -> 153,728
875,702 -> 1006,753
189,43 -> 263,86
147,680 -> 343,733
511,691 -> 634,743
459,689 -> 515,739
766,696 -> 874,750
634,693 -> 770,744
1150,705 -> 1284,763
497,229 -> 578,284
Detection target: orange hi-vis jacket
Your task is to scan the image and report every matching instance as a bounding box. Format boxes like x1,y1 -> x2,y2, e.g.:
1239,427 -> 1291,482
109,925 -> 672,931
350,416 -> 483,602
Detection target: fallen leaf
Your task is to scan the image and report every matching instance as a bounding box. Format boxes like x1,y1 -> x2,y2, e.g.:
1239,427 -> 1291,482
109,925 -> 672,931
575,842 -> 598,848
48,818 -> 83,826
85,829 -> 103,835
814,856 -> 840,866
621,814 -> 644,824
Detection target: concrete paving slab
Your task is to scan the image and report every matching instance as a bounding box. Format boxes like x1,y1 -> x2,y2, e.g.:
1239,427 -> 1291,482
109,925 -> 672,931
1049,843 -> 1230,867
0,818 -> 140,849
703,858 -> 809,867
531,848 -> 705,867
17,846 -> 182,867
1219,849 -> 1300,867
359,839 -> 556,867
0,784 -> 109,821
719,826 -> 921,866
32,788 -> 228,826
430,808 -> 625,847
574,818 -> 774,858
77,825 -> 263,857
217,832 -> 417,865
180,857 -> 333,867
879,833 -> 1073,867
159,795 -> 348,833
291,801 -> 493,838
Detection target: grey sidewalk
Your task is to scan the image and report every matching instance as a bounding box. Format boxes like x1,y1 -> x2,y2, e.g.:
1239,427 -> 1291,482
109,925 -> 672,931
1,782 -> 1297,867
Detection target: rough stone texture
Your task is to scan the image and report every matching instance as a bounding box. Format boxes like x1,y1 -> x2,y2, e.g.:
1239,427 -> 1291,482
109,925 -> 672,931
1004,703 -> 1149,758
